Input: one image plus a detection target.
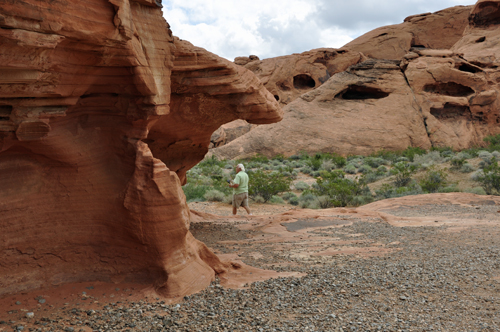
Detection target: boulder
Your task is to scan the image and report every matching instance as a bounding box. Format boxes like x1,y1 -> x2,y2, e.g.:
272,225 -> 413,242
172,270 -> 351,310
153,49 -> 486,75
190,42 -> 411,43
0,0 -> 281,297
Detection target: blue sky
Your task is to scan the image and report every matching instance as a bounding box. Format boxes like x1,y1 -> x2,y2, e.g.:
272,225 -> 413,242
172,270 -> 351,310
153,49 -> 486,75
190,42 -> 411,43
162,0 -> 476,61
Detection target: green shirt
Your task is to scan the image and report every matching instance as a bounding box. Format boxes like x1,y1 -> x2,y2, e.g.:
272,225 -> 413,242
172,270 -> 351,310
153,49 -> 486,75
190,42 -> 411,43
233,171 -> 249,195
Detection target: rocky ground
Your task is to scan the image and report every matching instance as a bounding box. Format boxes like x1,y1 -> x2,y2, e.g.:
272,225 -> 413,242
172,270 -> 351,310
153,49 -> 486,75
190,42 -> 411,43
1,193 -> 500,332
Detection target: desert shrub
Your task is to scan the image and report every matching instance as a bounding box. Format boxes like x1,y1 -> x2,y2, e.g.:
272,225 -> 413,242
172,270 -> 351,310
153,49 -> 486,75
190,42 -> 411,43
401,146 -> 427,162
249,154 -> 269,163
364,172 -> 383,184
311,171 -> 321,178
392,161 -> 417,187
484,134 -> 500,151
204,189 -> 225,202
271,160 -> 282,167
351,195 -> 374,206
314,195 -> 335,209
456,151 -> 471,160
289,196 -> 299,206
476,160 -> 500,195
182,184 -> 211,202
358,164 -> 372,174
320,159 -> 335,172
269,195 -> 286,204
253,195 -> 265,203
294,181 -> 310,191
364,157 -> 387,168
493,151 -> 500,160
376,165 -> 388,175
282,192 -> 298,201
346,157 -> 364,168
344,164 -> 357,174
224,163 -> 235,169
413,151 -> 444,168
371,150 -> 401,163
478,151 -> 493,163
312,170 -> 367,207
465,187 -> 487,195
272,154 -> 286,162
301,166 -> 313,175
248,169 -> 292,202
450,156 -> 466,170
470,170 -> 484,181
375,183 -> 423,200
419,168 -> 448,193
460,163 -> 475,173
395,156 -> 409,163
438,185 -> 460,193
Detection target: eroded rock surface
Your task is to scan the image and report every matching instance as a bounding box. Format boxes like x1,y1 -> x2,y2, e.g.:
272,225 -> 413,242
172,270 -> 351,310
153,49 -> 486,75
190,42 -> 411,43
215,2 -> 500,159
0,0 -> 281,297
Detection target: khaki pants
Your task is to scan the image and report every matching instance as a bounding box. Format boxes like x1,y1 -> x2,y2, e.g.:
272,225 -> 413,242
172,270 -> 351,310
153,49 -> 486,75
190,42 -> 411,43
232,192 -> 249,208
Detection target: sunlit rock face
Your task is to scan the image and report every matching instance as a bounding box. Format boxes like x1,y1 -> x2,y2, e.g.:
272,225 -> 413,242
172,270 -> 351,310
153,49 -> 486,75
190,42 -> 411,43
213,2 -> 500,159
0,0 -> 281,297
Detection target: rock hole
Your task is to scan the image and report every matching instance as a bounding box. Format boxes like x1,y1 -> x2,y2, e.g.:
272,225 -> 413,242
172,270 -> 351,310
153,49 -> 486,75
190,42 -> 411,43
430,103 -> 472,120
337,85 -> 389,100
0,106 -> 12,121
293,74 -> 316,90
475,36 -> 486,43
423,82 -> 474,97
274,95 -> 280,101
457,63 -> 482,73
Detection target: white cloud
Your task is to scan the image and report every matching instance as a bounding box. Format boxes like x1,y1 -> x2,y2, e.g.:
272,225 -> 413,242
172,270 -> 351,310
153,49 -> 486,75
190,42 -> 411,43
162,0 -> 476,61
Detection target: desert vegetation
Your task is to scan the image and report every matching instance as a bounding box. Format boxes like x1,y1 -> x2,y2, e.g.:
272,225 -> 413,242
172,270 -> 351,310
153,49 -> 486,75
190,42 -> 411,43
183,135 -> 500,208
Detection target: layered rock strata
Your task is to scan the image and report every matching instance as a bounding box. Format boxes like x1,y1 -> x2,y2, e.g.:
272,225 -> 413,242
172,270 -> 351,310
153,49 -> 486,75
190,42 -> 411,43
0,0 -> 281,297
214,2 -> 500,158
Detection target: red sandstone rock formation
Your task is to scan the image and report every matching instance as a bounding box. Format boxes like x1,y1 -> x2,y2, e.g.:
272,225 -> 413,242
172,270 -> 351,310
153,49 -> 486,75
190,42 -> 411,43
213,2 -> 500,159
0,0 -> 281,297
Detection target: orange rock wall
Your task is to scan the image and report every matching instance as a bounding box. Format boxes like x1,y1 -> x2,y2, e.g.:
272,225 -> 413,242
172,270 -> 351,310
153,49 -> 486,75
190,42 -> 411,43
0,0 -> 281,297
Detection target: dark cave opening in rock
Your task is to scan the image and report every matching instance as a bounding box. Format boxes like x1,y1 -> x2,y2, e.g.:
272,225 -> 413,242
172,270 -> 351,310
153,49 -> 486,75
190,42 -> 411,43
0,105 -> 12,121
457,62 -> 482,73
430,103 -> 471,120
338,85 -> 389,100
423,82 -> 474,97
293,74 -> 316,90
274,95 -> 279,101
476,36 -> 486,43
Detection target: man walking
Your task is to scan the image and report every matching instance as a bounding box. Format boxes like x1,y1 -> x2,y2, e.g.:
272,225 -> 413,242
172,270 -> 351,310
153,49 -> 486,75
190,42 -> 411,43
229,163 -> 252,215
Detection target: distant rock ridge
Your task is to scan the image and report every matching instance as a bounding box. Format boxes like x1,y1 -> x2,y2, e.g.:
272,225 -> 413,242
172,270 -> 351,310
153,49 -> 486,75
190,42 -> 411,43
213,1 -> 500,159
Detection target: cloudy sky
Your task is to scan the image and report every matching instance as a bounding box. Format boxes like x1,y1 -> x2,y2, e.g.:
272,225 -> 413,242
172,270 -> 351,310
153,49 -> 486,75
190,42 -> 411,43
162,0 -> 475,61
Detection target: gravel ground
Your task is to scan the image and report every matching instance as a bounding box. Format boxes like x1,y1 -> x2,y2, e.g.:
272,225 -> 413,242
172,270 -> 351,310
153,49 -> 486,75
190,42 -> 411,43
2,208 -> 500,331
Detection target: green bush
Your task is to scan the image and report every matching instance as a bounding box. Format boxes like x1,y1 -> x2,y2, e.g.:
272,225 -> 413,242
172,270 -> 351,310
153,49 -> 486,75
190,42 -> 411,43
477,160 -> 500,195
358,164 -> 372,174
376,165 -> 388,175
294,181 -> 310,191
282,192 -> 298,201
269,195 -> 286,204
484,134 -> 500,151
248,169 -> 292,202
312,170 -> 368,207
344,164 -> 357,174
289,196 -> 299,206
402,146 -> 427,162
253,195 -> 265,203
450,156 -> 466,170
375,183 -> 423,200
392,161 -> 417,187
419,168 -> 448,193
204,189 -> 225,202
182,184 -> 211,202
460,163 -> 475,173
364,157 -> 387,168
465,187 -> 487,195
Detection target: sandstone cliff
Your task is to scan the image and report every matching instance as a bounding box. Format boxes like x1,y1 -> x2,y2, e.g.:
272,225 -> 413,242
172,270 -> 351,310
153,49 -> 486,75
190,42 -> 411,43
213,2 -> 500,159
0,0 -> 281,297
